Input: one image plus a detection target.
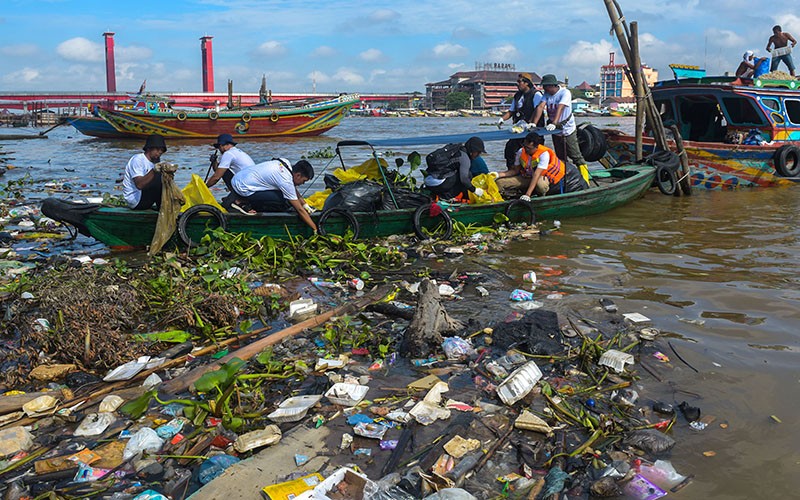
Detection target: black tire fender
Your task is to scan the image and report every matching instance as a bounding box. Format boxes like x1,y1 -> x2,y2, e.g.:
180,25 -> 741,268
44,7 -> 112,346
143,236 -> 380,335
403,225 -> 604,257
177,204 -> 227,246
504,199 -> 536,225
413,204 -> 453,240
587,124 -> 608,161
318,208 -> 360,239
655,165 -> 677,195
773,144 -> 800,177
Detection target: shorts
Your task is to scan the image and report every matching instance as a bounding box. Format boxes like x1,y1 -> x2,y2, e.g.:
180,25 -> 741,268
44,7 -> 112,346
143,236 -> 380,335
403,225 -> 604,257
770,53 -> 795,72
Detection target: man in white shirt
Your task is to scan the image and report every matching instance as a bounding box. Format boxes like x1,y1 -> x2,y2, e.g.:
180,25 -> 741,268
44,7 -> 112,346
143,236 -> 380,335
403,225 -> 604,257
206,133 -> 256,192
122,134 -> 166,210
530,74 -> 587,169
231,158 -> 317,232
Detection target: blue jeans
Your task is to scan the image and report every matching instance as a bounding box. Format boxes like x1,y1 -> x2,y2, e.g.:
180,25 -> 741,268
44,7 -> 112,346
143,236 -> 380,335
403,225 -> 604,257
770,53 -> 796,72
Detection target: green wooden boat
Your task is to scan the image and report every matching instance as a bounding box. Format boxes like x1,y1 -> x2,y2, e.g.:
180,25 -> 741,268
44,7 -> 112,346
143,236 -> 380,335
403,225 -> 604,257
41,163 -> 655,250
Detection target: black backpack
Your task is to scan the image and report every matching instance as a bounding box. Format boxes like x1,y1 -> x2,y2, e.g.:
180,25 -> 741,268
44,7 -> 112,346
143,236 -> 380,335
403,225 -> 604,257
425,143 -> 464,178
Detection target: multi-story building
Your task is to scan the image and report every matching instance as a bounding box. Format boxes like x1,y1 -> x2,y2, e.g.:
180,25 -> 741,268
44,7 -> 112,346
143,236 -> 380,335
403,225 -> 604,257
600,52 -> 658,99
425,69 -> 541,110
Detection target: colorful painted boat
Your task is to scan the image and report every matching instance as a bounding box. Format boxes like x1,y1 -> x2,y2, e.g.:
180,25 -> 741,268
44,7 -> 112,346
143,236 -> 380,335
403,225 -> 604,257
603,74 -> 800,189
86,94 -> 360,140
66,116 -> 128,139
41,162 -> 655,250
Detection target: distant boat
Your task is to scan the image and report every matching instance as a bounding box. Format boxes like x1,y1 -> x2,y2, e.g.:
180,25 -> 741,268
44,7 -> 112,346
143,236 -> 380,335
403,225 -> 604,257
74,94 -> 360,140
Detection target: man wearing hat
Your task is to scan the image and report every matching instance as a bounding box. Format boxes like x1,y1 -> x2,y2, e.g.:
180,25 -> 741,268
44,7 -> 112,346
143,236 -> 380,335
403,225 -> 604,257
123,134 -> 167,210
530,74 -> 587,170
496,73 -> 544,168
206,133 -> 256,194
423,137 -> 486,202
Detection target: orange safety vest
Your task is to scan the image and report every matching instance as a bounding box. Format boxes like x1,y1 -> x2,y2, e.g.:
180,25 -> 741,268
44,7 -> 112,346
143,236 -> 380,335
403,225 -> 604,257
519,145 -> 565,184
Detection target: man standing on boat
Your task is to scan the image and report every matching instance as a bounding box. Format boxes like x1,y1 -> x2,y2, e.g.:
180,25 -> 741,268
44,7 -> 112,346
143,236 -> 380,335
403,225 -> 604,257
766,25 -> 797,76
123,134 -> 166,210
206,134 -> 256,190
230,158 -> 318,232
496,73 -> 544,168
530,74 -> 588,172
494,132 -> 587,199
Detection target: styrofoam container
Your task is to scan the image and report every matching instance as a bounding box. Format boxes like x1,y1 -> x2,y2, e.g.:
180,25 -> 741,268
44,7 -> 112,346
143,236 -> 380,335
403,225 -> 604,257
267,395 -> 323,423
598,349 -> 635,373
496,361 -> 543,406
324,383 -> 369,407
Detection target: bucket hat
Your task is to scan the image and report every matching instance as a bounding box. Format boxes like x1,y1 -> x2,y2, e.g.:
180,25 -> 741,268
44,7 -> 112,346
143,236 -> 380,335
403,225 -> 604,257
540,74 -> 559,86
143,134 -> 167,151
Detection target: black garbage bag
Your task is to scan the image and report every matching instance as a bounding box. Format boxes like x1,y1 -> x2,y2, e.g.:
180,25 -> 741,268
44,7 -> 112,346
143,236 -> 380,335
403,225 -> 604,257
646,149 -> 681,172
323,180 -> 384,212
380,188 -> 431,210
491,310 -> 562,355
562,163 -> 589,193
624,428 -> 676,455
323,173 -> 341,191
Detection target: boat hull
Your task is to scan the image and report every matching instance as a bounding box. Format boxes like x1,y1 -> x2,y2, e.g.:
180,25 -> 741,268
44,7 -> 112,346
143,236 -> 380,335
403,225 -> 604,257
42,164 -> 655,249
603,130 -> 798,189
66,116 -> 128,139
87,95 -> 359,140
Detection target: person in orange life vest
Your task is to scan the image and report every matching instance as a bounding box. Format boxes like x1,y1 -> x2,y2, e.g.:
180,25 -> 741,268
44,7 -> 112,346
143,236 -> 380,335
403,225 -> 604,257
492,132 -> 586,200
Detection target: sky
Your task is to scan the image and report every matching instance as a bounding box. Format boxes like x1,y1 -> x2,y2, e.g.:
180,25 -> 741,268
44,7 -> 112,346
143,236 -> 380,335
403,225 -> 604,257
1,0 -> 800,95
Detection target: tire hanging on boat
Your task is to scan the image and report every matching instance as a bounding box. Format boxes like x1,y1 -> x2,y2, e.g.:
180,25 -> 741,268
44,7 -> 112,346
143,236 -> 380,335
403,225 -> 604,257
177,204 -> 227,246
772,144 -> 800,177
655,165 -> 677,195
241,112 -> 252,123
176,111 -> 187,121
504,199 -> 536,225
270,111 -> 279,122
208,110 -> 219,120
318,208 -> 360,239
413,204 -> 453,240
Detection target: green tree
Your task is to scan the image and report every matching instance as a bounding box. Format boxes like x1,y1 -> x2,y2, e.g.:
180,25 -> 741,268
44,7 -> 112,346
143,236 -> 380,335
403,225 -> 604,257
445,91 -> 471,110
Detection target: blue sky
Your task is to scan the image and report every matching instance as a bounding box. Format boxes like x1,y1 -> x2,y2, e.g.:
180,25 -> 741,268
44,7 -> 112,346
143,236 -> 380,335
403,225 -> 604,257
1,0 -> 799,94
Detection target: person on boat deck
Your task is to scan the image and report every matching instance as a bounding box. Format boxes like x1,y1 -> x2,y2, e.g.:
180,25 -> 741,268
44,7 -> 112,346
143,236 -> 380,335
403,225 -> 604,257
123,134 -> 166,210
496,73 -> 544,168
736,51 -> 770,78
766,25 -> 797,76
231,158 -> 317,232
530,74 -> 588,171
493,132 -> 587,200
206,133 -> 256,193
423,137 -> 487,201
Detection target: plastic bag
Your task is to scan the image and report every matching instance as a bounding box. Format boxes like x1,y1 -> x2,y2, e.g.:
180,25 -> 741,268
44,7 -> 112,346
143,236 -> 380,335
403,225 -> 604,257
123,427 -> 164,460
305,189 -> 332,211
624,429 -> 676,455
442,337 -> 474,360
333,157 -> 386,184
180,174 -> 225,213
197,454 -> 240,484
323,180 -> 384,212
467,174 -> 504,204
639,460 -> 687,489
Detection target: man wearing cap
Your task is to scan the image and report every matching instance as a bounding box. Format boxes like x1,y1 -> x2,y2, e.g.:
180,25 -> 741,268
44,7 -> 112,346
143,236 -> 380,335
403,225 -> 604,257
123,134 -> 167,210
231,158 -> 318,232
424,137 -> 486,202
531,74 -> 588,170
206,133 -> 256,193
496,73 -> 544,168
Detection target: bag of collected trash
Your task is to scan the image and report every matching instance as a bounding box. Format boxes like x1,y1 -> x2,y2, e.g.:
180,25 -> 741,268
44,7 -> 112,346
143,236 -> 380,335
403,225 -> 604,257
306,189 -> 332,211
181,173 -> 225,213
624,429 -> 676,455
323,180 -> 385,212
562,163 -> 589,192
381,187 -> 431,210
467,173 -> 503,204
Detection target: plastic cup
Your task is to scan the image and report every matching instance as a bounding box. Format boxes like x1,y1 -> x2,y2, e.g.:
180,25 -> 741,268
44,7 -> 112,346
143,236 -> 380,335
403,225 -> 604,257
523,271 -> 537,283
348,278 -> 364,290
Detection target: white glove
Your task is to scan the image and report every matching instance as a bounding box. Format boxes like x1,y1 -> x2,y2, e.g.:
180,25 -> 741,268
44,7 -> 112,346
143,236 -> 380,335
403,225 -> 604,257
526,122 -> 538,131
473,187 -> 484,198
520,195 -> 531,202
488,171 -> 499,179
545,123 -> 557,131
496,118 -> 504,128
303,203 -> 316,214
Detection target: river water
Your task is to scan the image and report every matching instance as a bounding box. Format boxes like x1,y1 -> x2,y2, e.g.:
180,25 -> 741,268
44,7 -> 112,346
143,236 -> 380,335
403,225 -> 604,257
2,116 -> 799,498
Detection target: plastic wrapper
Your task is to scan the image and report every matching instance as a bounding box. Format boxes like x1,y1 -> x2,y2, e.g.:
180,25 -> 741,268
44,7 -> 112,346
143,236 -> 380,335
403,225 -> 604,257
509,289 -> 534,301
353,422 -> 388,440
639,460 -> 687,489
198,454 -> 240,485
442,337 -> 474,360
623,474 -> 667,500
74,412 -> 116,437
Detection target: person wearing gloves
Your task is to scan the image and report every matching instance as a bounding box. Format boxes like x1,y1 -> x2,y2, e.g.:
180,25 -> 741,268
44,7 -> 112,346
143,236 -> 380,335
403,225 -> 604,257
530,74 -> 587,170
230,158 -> 318,232
206,133 -> 256,191
496,73 -> 544,168
123,134 -> 167,210
492,132 -> 587,199
423,137 -> 487,202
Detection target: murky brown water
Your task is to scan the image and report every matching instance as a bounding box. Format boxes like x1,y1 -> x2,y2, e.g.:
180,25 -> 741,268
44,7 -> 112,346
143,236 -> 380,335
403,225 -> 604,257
2,116 -> 799,498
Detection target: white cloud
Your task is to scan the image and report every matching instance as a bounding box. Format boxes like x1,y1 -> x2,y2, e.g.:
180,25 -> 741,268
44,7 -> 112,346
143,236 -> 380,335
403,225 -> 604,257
359,48 -> 385,62
255,41 -> 287,57
332,68 -> 365,85
369,9 -> 400,23
704,28 -> 745,49
117,45 -> 153,62
57,37 -> 103,63
311,45 -> 336,58
2,67 -> 39,84
774,14 -> 800,34
563,39 -> 615,70
485,44 -> 519,63
0,44 -> 38,57
307,70 -> 331,85
432,43 -> 468,58
448,62 -> 466,70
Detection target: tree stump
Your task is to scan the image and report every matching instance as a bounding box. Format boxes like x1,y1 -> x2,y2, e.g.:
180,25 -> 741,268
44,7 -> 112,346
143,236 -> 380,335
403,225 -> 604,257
401,278 -> 464,358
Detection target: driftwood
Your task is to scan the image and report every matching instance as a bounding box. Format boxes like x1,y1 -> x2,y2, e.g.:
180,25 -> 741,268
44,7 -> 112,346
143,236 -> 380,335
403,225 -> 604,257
161,285 -> 392,395
402,279 -> 464,358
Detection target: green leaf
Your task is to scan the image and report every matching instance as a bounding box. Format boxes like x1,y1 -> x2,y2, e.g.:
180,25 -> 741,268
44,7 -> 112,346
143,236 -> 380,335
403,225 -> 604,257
194,357 -> 246,393
119,389 -> 158,419
133,330 -> 192,343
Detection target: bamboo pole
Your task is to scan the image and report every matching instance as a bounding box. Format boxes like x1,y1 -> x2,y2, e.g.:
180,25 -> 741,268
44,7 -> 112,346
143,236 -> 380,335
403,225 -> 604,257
669,124 -> 693,195
630,22 -> 644,162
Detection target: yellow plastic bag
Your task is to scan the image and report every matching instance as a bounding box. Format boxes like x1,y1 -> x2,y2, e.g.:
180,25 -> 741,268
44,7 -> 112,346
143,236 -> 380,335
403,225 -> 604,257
305,189 -> 332,211
180,174 -> 225,213
578,164 -> 591,184
332,168 -> 367,184
468,173 -> 504,204
333,157 -> 387,184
